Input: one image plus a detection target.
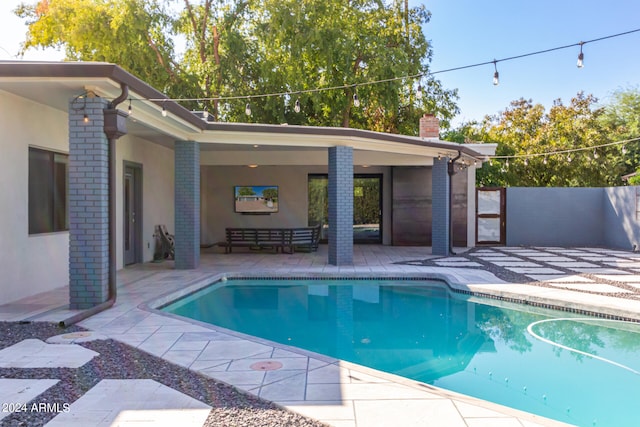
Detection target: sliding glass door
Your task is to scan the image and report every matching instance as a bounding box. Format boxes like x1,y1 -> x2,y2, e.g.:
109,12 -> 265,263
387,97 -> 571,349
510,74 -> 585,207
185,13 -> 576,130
308,174 -> 382,243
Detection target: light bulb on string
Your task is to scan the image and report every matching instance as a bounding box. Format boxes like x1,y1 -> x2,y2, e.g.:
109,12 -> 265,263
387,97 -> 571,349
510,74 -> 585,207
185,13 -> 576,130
245,102 -> 252,116
543,156 -> 548,165
567,154 -> 572,163
593,149 -> 599,159
353,90 -> 360,108
127,99 -> 132,116
622,145 -> 628,154
577,42 -> 585,68
505,159 -> 509,168
202,110 -> 209,119
161,103 -> 167,117
83,113 -> 89,123
492,60 -> 499,86
524,157 -> 528,166
416,83 -> 423,100
294,98 -> 301,113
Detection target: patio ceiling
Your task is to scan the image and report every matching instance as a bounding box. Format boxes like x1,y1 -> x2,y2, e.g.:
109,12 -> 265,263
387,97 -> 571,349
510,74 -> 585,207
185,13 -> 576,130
0,61 -> 495,166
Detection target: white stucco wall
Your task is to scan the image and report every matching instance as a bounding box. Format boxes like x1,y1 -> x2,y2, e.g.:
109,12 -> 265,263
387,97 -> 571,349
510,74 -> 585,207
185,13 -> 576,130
0,90 -> 70,304
116,135 -> 175,270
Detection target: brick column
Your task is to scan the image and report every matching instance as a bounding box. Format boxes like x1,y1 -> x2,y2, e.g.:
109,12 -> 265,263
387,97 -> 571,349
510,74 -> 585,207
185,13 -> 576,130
328,146 -> 353,265
175,141 -> 200,269
68,96 -> 110,308
432,157 -> 450,256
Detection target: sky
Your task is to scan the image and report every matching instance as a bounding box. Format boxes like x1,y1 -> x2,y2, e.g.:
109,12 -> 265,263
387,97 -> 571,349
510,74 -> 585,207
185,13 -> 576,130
2,0 -> 640,127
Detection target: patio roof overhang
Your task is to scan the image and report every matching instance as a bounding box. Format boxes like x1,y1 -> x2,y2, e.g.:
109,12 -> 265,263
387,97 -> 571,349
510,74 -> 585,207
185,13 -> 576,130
0,61 -> 496,166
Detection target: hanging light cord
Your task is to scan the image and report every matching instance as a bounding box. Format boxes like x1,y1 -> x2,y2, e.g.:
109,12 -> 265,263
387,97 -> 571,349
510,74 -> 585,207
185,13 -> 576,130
143,28 -> 640,104
489,136 -> 640,161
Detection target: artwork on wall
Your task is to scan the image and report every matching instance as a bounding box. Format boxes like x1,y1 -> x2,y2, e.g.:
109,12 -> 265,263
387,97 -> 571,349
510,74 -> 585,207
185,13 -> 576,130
234,185 -> 279,214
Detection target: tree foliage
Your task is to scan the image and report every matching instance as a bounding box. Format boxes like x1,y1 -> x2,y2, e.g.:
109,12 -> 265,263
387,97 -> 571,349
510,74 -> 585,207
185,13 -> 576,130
15,0 -> 458,132
445,92 -> 636,187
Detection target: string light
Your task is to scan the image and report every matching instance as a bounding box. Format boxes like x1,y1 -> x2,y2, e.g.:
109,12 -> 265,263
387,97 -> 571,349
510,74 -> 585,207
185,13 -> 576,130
489,136 -> 640,161
134,27 -> 640,114
245,102 -> 252,116
492,60 -> 499,86
127,99 -> 132,115
577,42 -> 585,68
294,98 -> 301,113
202,110 -> 209,119
593,148 -> 599,159
161,103 -> 167,117
524,157 -> 528,166
83,113 -> 89,123
416,83 -> 423,100
543,156 -> 548,165
353,86 -> 361,108
567,154 -> 572,162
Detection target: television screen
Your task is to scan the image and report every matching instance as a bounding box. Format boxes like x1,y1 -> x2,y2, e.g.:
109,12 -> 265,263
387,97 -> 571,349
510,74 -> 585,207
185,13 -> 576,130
234,185 -> 279,213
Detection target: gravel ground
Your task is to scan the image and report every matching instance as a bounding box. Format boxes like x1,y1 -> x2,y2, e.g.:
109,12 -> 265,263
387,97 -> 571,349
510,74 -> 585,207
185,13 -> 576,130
0,322 -> 327,427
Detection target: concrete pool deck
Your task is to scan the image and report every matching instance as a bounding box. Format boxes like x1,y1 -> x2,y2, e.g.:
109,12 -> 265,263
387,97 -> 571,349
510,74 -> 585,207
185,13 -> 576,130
3,245 -> 640,426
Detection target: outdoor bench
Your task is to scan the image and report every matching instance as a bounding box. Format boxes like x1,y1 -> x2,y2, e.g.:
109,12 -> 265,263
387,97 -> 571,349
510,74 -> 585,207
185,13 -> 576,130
223,225 -> 320,254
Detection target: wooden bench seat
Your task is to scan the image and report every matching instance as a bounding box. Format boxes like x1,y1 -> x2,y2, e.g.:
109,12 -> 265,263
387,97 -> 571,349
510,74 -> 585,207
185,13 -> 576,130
224,225 -> 320,254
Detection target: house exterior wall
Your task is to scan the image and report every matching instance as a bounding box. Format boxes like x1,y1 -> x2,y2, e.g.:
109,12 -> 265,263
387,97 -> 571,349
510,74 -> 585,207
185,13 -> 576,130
506,187 -> 605,247
0,89 -> 175,304
116,134 -> 175,269
0,90 -> 70,304
200,164 -> 391,246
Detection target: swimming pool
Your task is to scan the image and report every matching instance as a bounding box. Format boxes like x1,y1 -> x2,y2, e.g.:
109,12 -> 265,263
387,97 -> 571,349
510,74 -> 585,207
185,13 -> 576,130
161,277 -> 640,427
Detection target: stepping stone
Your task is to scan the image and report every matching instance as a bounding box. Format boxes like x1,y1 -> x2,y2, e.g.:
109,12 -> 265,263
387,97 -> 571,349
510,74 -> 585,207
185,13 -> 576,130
569,268 -> 631,275
0,379 -> 59,421
546,262 -> 599,268
45,379 -> 211,427
527,256 -> 576,262
594,274 -> 640,282
544,283 -> 634,293
505,267 -> 564,274
525,275 -> 594,283
490,261 -> 541,267
0,339 -> 98,368
604,261 -> 640,268
434,261 -> 483,267
478,256 -> 523,262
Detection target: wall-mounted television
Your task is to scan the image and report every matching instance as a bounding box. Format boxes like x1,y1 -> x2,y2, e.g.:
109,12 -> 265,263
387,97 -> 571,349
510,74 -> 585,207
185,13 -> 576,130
234,185 -> 279,214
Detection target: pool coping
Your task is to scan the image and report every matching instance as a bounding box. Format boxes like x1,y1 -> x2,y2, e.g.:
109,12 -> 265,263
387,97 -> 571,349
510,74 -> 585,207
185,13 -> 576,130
137,270 -> 612,427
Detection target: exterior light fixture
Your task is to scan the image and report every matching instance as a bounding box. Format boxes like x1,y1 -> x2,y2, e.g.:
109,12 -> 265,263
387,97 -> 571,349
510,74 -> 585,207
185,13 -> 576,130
577,42 -> 585,68
353,92 -> 360,108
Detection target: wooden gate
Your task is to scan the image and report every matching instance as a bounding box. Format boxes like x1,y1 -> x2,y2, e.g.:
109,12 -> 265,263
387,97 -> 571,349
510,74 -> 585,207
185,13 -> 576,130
476,187 -> 506,245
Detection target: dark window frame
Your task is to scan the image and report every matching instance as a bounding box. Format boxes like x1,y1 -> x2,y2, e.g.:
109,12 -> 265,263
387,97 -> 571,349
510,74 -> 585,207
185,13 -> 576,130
28,147 -> 69,234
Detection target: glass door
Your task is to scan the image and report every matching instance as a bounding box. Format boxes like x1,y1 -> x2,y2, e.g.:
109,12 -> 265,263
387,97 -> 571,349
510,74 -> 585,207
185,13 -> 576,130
308,174 -> 382,244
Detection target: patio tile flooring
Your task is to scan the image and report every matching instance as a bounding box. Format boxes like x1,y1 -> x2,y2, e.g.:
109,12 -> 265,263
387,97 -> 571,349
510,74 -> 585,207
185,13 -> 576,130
5,245 -> 640,426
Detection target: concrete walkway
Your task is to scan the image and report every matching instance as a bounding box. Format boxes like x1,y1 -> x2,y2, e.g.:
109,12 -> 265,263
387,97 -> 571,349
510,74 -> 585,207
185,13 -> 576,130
3,245 -> 640,426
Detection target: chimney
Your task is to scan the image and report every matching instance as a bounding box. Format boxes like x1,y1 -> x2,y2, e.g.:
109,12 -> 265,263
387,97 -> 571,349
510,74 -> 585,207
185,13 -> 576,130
419,113 -> 440,139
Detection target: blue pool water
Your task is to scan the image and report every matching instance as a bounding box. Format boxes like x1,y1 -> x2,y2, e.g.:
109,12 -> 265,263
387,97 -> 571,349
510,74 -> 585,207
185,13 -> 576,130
162,278 -> 640,427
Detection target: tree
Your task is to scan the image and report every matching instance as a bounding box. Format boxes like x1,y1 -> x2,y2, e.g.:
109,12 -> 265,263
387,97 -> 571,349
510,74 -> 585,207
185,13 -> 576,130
15,0 -> 458,132
600,87 -> 640,181
446,93 -> 625,187
237,186 -> 255,196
